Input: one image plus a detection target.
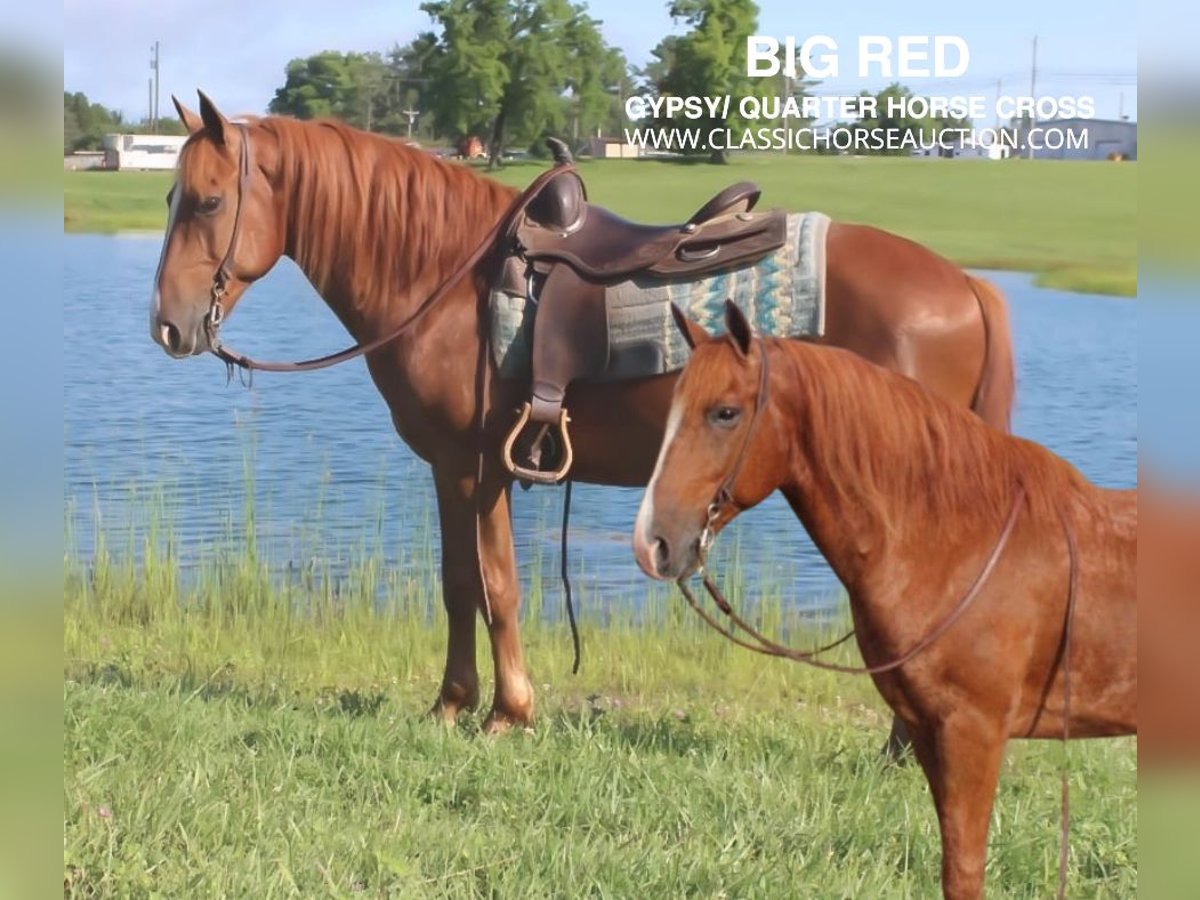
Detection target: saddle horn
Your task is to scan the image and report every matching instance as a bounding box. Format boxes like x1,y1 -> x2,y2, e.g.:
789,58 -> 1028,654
545,138 -> 574,166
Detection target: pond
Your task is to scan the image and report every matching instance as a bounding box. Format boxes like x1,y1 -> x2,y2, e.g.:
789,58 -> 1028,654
64,235 -> 1136,613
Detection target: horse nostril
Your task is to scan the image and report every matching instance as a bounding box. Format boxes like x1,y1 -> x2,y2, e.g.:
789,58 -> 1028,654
652,536 -> 671,576
161,322 -> 181,353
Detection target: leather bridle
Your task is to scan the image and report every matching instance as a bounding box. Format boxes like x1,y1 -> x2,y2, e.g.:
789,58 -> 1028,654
196,122 -> 577,375
677,334 -> 1028,676
202,123 -> 252,353
695,334 -> 773,562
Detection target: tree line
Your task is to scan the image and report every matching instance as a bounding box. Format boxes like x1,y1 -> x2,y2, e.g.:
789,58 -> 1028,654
66,1 -> 975,165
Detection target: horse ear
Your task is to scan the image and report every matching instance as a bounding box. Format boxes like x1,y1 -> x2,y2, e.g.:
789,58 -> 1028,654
197,90 -> 227,145
670,303 -> 710,350
723,299 -> 753,357
172,95 -> 203,135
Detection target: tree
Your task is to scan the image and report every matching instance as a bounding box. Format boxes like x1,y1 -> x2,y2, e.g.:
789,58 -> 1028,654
268,51 -> 391,131
62,91 -> 123,153
419,0 -> 625,166
562,13 -> 628,142
652,0 -> 764,163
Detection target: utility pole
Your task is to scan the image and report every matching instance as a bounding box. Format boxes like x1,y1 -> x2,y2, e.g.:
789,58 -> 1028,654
149,41 -> 160,132
1026,36 -> 1037,159
402,109 -> 419,139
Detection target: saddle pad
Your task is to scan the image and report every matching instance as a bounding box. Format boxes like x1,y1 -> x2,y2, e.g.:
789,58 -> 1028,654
490,211 -> 830,381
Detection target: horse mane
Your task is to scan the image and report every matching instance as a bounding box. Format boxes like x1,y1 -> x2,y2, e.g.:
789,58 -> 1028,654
755,338 -> 1097,530
254,116 -> 517,311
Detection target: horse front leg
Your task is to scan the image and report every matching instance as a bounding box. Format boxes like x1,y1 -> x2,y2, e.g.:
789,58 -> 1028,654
910,716 -> 1006,900
430,468 -> 483,723
431,467 -> 533,732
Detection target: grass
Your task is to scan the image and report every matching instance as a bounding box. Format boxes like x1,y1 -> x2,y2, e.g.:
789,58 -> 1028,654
64,499 -> 1137,897
63,153 -> 1136,296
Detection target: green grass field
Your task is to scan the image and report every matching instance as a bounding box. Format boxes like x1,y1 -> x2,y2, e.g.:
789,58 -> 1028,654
64,512 -> 1137,897
64,153 -> 1136,296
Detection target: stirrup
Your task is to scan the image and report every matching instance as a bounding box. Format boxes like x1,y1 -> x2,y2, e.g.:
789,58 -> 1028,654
502,403 -> 574,484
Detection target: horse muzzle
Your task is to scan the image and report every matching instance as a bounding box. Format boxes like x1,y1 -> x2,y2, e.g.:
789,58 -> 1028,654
151,311 -> 210,358
633,524 -> 703,581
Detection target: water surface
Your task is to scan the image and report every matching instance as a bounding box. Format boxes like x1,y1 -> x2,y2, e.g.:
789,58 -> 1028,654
64,235 -> 1136,611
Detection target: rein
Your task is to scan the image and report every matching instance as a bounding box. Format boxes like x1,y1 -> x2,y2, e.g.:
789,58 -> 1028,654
201,124 -> 576,374
677,335 -> 1079,897
682,484 -> 1025,675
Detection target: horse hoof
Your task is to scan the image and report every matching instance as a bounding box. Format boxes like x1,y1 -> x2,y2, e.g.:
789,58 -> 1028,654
428,691 -> 479,726
482,708 -> 534,735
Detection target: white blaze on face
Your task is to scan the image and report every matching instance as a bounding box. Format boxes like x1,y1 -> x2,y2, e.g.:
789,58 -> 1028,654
635,399 -> 685,545
149,177 -> 183,329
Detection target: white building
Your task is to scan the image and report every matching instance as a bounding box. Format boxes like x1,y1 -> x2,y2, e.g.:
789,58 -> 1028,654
102,133 -> 188,170
1026,118 -> 1137,161
588,137 -> 642,159
911,136 -> 1011,160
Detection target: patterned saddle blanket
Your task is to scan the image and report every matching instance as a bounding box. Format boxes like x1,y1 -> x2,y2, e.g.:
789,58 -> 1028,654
490,211 -> 830,380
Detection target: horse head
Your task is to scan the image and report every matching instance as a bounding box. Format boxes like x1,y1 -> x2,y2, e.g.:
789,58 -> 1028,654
150,92 -> 284,357
633,301 -> 784,580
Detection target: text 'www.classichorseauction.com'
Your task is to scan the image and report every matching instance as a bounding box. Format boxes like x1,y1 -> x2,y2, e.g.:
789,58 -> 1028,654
622,34 -> 1097,154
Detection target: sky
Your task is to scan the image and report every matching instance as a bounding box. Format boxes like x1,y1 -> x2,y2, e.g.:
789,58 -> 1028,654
59,0 -> 1138,124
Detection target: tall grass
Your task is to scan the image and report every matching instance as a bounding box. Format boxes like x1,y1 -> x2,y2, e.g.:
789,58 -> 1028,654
64,487 -> 1136,897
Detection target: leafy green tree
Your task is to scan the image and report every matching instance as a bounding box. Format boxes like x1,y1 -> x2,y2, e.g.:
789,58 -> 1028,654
269,51 -> 391,131
376,37 -> 439,139
652,0 -> 764,163
419,0 -> 625,166
62,91 -> 123,152
562,13 -> 628,142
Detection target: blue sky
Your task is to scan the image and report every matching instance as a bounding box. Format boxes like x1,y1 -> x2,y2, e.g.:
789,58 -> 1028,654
61,0 -> 1137,123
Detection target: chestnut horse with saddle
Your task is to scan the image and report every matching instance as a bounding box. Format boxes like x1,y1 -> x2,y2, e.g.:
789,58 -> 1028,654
633,302 -> 1136,899
150,93 -> 1014,744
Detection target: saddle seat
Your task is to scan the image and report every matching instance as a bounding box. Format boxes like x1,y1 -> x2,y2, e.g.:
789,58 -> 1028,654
499,157 -> 788,484
514,168 -> 779,280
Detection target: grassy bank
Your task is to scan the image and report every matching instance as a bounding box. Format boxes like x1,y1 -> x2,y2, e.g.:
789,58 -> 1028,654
64,533 -> 1137,897
64,154 -> 1135,296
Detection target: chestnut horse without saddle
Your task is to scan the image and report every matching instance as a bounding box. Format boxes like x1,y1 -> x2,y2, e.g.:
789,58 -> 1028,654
632,302 -> 1136,900
150,93 -> 1014,741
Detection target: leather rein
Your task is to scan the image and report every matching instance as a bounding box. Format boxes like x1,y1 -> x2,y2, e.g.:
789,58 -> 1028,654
201,122 -> 576,375
677,335 -> 1079,899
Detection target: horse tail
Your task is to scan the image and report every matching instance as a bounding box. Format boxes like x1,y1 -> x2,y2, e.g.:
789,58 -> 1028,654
966,275 -> 1016,433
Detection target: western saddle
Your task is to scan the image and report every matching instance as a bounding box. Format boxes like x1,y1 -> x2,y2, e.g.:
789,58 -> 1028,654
499,140 -> 788,483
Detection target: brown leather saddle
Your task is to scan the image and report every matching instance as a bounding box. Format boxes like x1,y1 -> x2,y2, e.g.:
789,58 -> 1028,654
498,143 -> 788,483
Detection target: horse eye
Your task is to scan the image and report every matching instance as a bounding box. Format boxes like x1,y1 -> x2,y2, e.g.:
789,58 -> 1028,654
708,406 -> 742,428
197,195 -> 222,215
